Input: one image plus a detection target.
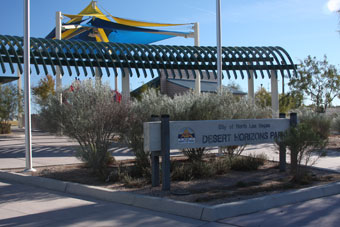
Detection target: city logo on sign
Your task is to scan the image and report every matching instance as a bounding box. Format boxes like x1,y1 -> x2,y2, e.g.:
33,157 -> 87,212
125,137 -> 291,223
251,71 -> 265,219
178,128 -> 195,144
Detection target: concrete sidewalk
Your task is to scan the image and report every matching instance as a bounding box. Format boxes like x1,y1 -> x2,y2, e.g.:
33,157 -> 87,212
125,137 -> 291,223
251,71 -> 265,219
0,128 -> 134,169
1,128 -> 340,172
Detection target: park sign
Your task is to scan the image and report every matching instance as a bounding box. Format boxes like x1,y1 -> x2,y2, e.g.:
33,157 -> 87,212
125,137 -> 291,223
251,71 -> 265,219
144,118 -> 290,152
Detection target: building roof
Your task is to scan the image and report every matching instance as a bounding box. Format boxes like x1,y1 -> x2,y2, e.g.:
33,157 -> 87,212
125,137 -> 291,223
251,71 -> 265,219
167,79 -> 247,95
0,76 -> 19,85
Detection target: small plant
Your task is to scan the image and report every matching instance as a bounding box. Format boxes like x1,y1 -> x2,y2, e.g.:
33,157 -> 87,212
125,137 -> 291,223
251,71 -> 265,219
297,108 -> 331,140
221,145 -> 246,164
332,115 -> 340,134
277,123 -> 327,180
171,162 -> 193,181
230,154 -> 267,171
212,157 -> 230,175
182,147 -> 206,162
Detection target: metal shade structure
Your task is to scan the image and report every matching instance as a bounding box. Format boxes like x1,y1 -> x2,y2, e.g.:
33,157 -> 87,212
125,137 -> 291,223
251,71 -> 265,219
0,35 -> 297,80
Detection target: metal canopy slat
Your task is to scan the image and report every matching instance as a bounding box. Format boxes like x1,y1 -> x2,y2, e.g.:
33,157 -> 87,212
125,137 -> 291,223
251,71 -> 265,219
0,35 -> 297,80
135,44 -> 156,78
60,40 -> 81,76
2,36 -> 23,75
68,40 -> 89,76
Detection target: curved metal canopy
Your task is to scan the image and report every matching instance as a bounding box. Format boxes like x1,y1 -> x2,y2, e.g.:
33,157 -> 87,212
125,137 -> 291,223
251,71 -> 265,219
0,35 -> 297,79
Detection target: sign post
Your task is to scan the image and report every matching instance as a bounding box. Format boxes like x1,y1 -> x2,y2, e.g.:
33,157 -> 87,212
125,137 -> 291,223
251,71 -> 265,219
150,115 -> 160,187
161,115 -> 171,191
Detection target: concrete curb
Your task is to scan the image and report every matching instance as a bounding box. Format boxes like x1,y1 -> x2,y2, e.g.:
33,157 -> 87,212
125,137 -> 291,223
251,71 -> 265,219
0,170 -> 339,222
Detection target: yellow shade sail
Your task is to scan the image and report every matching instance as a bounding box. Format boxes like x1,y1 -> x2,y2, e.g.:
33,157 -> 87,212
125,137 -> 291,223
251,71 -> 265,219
111,16 -> 190,27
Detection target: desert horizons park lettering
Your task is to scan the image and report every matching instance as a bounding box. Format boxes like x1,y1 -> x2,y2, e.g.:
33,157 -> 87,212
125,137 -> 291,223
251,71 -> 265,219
202,123 -> 284,144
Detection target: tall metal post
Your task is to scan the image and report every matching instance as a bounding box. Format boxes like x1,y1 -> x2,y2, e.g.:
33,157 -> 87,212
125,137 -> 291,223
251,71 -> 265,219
55,11 -> 62,105
216,0 -> 223,93
24,0 -> 35,172
216,0 -> 223,156
161,115 -> 170,191
279,113 -> 286,172
194,22 -> 201,94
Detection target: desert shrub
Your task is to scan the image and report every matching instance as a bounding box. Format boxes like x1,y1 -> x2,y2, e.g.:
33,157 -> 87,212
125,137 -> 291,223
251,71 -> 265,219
171,162 -> 193,181
212,157 -> 230,175
171,157 -> 230,181
182,147 -> 206,162
296,108 -> 331,140
230,153 -> 267,171
278,123 -> 327,179
221,145 -> 246,163
40,80 -> 128,177
124,89 -> 271,171
332,115 -> 340,134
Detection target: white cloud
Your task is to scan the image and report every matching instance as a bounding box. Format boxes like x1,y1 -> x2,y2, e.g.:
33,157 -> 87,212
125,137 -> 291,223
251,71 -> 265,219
327,0 -> 340,12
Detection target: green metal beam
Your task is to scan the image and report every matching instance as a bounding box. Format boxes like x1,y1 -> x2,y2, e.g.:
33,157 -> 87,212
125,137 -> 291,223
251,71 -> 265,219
0,35 -> 297,79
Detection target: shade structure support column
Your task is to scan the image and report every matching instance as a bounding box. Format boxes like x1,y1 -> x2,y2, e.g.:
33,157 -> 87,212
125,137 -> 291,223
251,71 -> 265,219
17,67 -> 23,128
95,67 -> 102,87
122,68 -> 130,103
271,70 -> 279,118
248,66 -> 255,105
24,0 -> 35,172
194,22 -> 201,95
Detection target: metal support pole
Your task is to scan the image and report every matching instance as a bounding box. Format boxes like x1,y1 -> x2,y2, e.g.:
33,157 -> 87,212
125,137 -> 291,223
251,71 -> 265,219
279,113 -> 286,172
271,70 -> 279,118
194,22 -> 201,94
289,113 -> 298,174
151,115 -> 160,187
55,11 -> 62,105
161,115 -> 170,191
24,0 -> 35,172
216,0 -> 222,93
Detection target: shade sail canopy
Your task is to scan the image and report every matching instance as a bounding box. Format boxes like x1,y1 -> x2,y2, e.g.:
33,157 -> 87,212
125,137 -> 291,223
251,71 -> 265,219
46,1 -> 193,44
0,35 -> 297,79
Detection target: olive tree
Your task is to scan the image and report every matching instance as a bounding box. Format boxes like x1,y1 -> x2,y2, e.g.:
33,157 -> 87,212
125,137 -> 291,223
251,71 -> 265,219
40,80 -> 128,177
290,55 -> 340,112
0,84 -> 22,134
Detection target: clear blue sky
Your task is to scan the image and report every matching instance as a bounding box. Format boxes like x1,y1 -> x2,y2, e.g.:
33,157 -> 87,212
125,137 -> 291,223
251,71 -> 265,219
1,0 -> 340,108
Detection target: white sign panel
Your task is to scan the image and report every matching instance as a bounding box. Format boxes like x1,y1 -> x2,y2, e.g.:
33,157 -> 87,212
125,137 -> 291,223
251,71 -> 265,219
144,118 -> 290,152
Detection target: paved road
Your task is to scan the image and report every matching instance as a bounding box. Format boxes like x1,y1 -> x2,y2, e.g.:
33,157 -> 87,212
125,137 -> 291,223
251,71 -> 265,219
0,179 -> 211,227
1,179 -> 340,227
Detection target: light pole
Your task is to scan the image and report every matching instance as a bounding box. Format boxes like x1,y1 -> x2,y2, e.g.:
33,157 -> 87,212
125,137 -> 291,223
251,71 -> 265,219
216,0 -> 222,93
24,0 -> 35,172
